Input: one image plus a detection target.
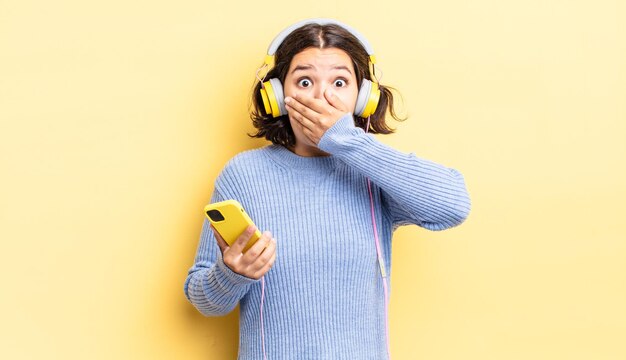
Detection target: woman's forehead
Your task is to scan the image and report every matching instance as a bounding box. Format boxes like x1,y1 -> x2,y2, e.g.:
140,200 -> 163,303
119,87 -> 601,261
289,47 -> 354,72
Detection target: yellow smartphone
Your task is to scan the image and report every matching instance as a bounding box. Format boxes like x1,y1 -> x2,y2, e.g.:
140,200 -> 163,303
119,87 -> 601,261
204,200 -> 261,253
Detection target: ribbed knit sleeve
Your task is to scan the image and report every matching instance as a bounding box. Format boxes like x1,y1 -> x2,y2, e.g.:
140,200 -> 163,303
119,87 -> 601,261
318,113 -> 471,231
183,188 -> 258,316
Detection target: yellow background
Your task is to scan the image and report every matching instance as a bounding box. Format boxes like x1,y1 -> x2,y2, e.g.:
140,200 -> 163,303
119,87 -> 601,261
1,0 -> 624,359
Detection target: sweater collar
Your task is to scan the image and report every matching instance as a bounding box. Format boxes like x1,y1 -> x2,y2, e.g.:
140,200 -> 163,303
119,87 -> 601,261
264,144 -> 336,172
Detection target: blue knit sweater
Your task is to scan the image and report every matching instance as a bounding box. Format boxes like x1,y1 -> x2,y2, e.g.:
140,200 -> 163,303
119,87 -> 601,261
184,113 -> 471,359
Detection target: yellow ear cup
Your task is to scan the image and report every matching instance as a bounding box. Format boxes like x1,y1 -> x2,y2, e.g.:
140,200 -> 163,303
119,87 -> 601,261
361,81 -> 380,118
261,80 -> 280,117
260,86 -> 272,116
260,78 -> 286,118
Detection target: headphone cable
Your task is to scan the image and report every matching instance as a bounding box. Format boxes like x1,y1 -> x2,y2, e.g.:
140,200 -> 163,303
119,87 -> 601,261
366,115 -> 392,360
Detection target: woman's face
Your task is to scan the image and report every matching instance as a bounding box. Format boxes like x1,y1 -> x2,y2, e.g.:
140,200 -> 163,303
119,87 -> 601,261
283,47 -> 359,155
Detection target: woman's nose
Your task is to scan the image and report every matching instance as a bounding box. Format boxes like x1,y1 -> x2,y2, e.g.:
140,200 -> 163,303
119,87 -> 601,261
312,84 -> 327,99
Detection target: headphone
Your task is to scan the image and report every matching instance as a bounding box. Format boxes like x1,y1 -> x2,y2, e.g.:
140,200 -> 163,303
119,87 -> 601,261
258,18 -> 381,119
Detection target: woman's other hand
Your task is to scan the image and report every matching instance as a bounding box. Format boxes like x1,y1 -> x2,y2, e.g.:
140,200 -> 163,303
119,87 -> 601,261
212,225 -> 277,280
284,89 -> 349,145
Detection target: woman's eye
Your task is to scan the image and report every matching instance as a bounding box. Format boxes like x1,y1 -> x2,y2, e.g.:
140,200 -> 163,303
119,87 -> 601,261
334,79 -> 347,87
297,78 -> 312,88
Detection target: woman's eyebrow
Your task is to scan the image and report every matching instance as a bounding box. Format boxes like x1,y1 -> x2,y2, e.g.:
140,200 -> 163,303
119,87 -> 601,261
291,64 -> 315,74
291,64 -> 353,75
331,65 -> 353,75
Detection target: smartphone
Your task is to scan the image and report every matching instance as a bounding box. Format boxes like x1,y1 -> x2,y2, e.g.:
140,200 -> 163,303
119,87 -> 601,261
204,199 -> 261,253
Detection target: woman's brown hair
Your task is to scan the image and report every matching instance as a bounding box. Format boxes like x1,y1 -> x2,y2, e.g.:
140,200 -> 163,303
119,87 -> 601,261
249,23 -> 406,147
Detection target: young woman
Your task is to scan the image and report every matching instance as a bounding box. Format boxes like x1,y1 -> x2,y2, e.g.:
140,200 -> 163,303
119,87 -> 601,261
184,18 -> 471,359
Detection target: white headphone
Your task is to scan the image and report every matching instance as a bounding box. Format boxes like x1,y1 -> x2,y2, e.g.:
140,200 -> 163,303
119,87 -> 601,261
258,18 -> 381,118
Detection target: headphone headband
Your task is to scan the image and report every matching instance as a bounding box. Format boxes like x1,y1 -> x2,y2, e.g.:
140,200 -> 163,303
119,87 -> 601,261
264,18 -> 376,66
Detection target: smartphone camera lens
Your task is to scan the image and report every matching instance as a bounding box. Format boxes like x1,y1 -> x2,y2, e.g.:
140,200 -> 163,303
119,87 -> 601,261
206,209 -> 225,222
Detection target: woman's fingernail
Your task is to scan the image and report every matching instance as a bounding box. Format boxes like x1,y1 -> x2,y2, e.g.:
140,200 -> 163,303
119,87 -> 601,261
284,97 -> 291,103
